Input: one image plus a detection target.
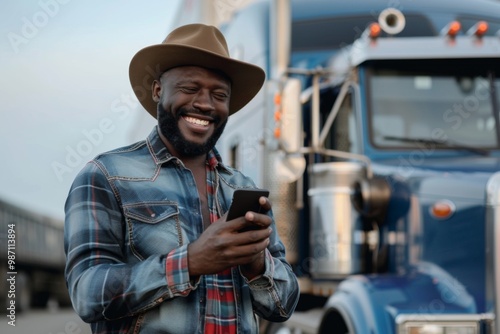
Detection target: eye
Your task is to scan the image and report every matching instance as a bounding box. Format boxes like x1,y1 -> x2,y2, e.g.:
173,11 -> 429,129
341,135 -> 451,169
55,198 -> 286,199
180,86 -> 197,93
213,91 -> 229,101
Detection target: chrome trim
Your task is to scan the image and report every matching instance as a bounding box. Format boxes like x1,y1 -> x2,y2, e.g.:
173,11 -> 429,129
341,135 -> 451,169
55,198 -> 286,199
396,313 -> 495,334
487,172 -> 500,334
396,314 -> 495,323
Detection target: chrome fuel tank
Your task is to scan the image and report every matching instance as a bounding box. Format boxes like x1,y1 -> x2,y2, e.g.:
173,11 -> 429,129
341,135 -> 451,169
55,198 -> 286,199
308,162 -> 366,278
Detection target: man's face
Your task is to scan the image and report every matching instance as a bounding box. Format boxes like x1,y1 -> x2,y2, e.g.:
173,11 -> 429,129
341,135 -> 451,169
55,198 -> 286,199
153,66 -> 231,158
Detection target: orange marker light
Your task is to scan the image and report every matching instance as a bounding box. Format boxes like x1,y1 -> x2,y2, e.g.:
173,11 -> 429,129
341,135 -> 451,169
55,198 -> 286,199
444,21 -> 461,37
470,21 -> 489,37
274,93 -> 281,106
274,127 -> 281,138
429,200 -> 455,220
274,110 -> 281,121
369,22 -> 382,39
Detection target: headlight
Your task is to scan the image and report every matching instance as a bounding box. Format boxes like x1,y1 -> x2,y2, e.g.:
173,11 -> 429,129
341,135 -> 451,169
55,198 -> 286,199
396,314 -> 493,334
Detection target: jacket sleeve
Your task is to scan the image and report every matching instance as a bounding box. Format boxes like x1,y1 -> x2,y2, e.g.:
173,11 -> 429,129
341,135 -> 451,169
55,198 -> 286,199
239,213 -> 300,322
64,161 -> 198,323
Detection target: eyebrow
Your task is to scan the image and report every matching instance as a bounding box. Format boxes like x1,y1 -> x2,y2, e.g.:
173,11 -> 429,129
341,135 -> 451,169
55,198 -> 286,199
160,69 -> 231,88
173,78 -> 230,92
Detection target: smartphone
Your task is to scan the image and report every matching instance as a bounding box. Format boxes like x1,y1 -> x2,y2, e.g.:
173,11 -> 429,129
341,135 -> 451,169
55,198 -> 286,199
226,188 -> 270,222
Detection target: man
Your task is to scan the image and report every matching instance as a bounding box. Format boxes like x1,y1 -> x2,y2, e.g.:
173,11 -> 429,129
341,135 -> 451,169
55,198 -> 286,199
64,23 -> 299,333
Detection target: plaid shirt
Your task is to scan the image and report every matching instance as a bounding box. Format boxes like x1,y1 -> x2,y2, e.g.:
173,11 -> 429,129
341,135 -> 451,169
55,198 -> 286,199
165,153 -> 237,333
64,127 -> 299,333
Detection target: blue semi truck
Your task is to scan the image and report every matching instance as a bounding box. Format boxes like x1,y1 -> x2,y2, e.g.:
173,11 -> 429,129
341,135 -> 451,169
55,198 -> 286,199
206,0 -> 500,333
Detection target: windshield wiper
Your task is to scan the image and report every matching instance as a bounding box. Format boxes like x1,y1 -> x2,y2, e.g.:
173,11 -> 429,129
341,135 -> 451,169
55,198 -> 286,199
383,136 -> 490,156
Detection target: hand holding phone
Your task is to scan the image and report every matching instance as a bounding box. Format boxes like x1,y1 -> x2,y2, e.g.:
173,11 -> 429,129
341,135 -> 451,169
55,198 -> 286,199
226,189 -> 270,231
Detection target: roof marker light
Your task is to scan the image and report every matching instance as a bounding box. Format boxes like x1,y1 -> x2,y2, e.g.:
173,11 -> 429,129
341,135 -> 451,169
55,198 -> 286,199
369,22 -> 381,38
363,22 -> 381,39
467,21 -> 489,37
441,21 -> 461,37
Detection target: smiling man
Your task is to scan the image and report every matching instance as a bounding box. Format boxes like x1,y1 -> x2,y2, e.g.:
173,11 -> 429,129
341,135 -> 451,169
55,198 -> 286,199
155,66 -> 230,157
64,24 -> 299,334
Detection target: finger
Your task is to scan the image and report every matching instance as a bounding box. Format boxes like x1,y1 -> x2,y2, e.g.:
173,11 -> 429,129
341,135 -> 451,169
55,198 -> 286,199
228,216 -> 254,232
258,196 -> 272,211
244,211 -> 272,229
238,227 -> 272,245
224,238 -> 270,261
227,214 -> 265,232
218,215 -> 248,233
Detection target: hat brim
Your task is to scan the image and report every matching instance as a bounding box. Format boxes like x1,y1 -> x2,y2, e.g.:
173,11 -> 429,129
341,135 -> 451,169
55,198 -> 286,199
129,44 -> 266,118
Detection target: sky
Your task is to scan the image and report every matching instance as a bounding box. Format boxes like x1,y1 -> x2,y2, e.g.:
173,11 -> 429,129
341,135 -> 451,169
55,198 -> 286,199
0,0 -> 184,222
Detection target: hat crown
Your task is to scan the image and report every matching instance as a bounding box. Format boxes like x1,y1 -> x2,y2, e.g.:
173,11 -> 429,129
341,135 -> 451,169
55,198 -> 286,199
129,23 -> 265,118
162,24 -> 230,58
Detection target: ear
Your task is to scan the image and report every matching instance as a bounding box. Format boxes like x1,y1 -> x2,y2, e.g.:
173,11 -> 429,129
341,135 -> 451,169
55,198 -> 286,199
151,80 -> 161,103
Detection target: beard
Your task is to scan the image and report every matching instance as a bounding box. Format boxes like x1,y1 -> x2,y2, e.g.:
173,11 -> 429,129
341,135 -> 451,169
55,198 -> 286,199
157,103 -> 227,157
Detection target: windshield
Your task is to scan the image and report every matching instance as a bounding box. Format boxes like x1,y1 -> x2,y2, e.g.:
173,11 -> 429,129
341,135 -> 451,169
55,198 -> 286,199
367,59 -> 500,150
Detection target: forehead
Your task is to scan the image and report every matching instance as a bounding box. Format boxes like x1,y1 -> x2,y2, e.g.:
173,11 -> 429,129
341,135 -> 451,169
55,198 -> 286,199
161,66 -> 231,88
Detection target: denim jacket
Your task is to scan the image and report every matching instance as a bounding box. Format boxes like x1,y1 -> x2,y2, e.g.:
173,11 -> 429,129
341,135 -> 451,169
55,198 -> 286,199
64,127 -> 299,334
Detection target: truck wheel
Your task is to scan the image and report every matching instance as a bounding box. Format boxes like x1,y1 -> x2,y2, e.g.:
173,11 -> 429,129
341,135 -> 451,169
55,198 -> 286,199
319,308 -> 352,334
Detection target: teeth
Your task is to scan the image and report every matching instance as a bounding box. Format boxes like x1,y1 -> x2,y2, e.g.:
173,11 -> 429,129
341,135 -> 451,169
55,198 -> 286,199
185,116 -> 209,126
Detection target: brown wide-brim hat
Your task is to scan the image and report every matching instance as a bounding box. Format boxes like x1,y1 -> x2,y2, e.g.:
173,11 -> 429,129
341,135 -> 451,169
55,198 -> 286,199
129,23 -> 266,118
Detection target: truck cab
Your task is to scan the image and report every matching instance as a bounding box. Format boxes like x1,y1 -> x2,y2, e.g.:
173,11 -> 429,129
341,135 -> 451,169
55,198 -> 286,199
215,0 -> 500,332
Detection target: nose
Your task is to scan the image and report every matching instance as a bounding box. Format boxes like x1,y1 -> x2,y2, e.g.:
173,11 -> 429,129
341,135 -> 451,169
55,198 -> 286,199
192,89 -> 215,112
